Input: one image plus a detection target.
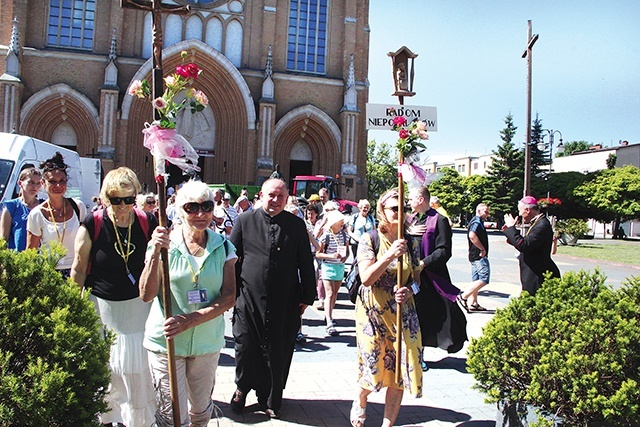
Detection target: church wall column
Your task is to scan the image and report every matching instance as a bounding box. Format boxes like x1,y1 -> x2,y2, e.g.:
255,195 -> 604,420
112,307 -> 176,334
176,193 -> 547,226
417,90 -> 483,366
257,101 -> 276,177
98,88 -> 118,160
340,110 -> 359,200
1,81 -> 23,133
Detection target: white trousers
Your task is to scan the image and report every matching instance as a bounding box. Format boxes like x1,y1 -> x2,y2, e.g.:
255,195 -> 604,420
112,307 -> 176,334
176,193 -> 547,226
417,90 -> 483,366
148,351 -> 220,427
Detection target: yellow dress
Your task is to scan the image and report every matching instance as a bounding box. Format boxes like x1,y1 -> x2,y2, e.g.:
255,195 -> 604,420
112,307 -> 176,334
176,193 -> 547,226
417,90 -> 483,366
354,232 -> 423,397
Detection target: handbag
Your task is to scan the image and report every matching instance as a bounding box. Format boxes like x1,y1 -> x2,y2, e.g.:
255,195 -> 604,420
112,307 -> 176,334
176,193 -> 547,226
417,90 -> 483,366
344,229 -> 379,304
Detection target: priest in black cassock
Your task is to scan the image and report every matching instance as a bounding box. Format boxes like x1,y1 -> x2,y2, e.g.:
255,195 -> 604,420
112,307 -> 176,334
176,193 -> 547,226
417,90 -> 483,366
229,178 -> 316,418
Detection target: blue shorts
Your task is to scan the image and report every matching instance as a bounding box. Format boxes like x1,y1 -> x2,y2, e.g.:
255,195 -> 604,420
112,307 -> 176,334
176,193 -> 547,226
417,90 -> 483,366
321,262 -> 345,281
471,257 -> 490,284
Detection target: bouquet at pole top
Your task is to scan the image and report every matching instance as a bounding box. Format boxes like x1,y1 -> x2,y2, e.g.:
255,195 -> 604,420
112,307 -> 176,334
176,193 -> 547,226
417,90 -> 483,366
128,50 -> 209,177
392,115 -> 429,188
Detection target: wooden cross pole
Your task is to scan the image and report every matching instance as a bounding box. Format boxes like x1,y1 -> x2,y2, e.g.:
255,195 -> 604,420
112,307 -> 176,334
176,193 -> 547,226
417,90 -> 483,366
120,2 -> 189,426
395,99 -> 404,385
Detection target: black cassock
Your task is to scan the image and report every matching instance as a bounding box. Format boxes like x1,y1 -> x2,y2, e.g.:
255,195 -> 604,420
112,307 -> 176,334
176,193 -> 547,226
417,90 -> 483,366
229,208 -> 316,410
503,214 -> 561,295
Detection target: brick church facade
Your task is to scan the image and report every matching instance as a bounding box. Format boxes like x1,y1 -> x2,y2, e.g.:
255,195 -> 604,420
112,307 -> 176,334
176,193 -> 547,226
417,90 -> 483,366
0,0 -> 370,199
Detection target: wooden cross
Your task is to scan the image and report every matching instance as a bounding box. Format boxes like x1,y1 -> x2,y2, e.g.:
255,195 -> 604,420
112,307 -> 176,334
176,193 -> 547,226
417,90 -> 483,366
121,0 -> 190,121
120,2 -> 189,426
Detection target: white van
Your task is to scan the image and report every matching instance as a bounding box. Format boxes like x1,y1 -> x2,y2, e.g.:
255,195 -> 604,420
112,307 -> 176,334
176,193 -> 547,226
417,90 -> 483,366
0,132 -> 101,209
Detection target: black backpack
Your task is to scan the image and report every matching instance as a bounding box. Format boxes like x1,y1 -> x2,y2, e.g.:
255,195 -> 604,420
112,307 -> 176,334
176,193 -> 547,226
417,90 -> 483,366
344,229 -> 379,304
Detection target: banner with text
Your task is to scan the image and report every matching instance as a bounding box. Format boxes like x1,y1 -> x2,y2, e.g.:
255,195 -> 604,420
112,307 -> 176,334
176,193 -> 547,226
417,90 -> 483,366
366,104 -> 438,131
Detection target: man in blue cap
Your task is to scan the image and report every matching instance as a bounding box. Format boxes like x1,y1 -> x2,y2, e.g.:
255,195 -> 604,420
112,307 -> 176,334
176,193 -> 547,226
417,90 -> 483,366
502,196 -> 561,295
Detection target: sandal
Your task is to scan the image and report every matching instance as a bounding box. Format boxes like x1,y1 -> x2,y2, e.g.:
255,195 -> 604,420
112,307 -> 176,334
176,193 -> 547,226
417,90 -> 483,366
457,294 -> 469,312
326,325 -> 339,336
350,400 -> 366,427
469,303 -> 487,312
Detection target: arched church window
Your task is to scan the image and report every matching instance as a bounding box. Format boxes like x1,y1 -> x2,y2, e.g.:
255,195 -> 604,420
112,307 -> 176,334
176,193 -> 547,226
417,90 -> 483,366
164,14 -> 183,48
225,20 -> 243,67
185,15 -> 203,40
205,17 -> 223,51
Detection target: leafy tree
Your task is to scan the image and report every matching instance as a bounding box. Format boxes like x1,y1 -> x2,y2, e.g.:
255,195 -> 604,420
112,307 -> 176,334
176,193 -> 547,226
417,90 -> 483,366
530,171 -> 594,219
366,139 -> 398,200
0,243 -> 111,425
428,167 -> 465,220
606,153 -> 617,169
556,140 -> 592,157
461,174 -> 491,224
574,165 -> 640,237
484,113 -> 523,220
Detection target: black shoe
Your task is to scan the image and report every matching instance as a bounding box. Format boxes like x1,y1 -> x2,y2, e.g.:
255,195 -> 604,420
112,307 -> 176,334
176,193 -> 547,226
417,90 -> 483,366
265,408 -> 280,419
229,389 -> 246,413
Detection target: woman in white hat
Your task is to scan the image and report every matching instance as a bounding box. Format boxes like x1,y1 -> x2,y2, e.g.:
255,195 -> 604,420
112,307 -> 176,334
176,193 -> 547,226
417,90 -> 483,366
315,210 -> 349,336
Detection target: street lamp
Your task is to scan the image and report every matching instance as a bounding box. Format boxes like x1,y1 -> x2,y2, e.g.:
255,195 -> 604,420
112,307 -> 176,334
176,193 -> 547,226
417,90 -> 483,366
537,129 -> 564,198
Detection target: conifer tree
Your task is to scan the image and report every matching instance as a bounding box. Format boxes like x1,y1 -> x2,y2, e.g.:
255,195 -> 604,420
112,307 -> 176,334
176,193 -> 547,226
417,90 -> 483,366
484,113 -> 524,219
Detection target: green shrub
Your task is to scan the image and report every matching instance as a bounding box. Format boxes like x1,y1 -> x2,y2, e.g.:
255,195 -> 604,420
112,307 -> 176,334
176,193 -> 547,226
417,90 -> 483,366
0,242 -> 111,426
467,270 -> 640,426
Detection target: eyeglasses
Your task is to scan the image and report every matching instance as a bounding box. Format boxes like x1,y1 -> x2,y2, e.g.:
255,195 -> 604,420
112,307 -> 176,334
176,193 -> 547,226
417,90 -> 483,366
109,196 -> 136,205
45,179 -> 68,186
146,199 -> 156,205
385,205 -> 399,213
182,200 -> 215,214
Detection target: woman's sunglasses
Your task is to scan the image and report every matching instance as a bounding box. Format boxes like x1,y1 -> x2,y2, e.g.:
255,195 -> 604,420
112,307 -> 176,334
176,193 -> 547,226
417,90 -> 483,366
182,200 -> 215,214
385,205 -> 399,212
146,199 -> 156,205
109,196 -> 136,205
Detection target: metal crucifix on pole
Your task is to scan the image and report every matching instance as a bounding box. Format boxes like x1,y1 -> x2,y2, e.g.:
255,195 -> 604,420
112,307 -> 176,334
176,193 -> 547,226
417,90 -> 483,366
120,2 -> 190,426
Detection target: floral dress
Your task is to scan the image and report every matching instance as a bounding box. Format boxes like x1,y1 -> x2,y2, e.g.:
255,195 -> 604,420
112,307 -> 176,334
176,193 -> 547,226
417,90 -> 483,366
355,232 -> 423,397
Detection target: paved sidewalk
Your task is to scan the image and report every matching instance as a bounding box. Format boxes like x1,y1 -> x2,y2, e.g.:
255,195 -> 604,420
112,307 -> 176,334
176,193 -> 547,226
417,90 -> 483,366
207,280 -> 518,426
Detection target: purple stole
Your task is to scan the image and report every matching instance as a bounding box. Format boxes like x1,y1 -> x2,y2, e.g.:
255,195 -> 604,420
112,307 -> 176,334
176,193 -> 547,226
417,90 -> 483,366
415,209 -> 460,303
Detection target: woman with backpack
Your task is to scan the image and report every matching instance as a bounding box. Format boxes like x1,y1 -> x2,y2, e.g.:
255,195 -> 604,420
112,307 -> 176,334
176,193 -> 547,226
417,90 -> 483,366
315,210 -> 349,336
71,167 -> 157,427
26,152 -> 86,277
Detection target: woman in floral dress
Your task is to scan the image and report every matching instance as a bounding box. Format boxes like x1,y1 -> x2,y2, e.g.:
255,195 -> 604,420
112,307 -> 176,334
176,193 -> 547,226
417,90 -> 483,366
351,189 -> 423,427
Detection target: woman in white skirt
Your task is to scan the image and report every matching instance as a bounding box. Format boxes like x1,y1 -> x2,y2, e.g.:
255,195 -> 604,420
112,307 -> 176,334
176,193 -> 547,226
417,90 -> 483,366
71,167 -> 157,427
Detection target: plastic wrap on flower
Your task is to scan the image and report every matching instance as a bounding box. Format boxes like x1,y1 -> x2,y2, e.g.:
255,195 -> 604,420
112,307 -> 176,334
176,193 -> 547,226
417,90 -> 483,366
399,162 -> 427,189
143,124 -> 201,174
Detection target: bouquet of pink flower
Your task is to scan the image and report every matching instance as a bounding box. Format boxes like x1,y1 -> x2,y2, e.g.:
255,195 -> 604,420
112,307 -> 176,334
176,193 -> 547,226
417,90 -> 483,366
128,51 -> 209,130
392,116 -> 429,188
392,116 -> 429,157
128,51 -> 208,174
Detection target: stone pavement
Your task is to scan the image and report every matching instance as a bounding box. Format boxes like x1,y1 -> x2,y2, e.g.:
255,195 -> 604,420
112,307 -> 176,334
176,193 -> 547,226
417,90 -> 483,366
207,279 -> 519,427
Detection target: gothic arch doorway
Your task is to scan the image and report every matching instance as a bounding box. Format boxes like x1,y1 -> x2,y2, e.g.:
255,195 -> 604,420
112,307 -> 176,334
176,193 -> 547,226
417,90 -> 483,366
289,139 -> 313,189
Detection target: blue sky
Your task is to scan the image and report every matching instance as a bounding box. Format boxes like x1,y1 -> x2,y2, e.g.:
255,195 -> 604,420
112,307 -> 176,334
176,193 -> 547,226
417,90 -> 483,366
367,1 -> 640,163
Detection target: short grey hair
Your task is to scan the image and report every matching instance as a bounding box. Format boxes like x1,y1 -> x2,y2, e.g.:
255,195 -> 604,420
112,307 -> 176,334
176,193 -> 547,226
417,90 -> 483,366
175,180 -> 214,222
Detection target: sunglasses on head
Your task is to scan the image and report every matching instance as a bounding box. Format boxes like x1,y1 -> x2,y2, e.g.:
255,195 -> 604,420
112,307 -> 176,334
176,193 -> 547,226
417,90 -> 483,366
109,196 -> 136,205
182,200 -> 215,214
43,162 -> 67,171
